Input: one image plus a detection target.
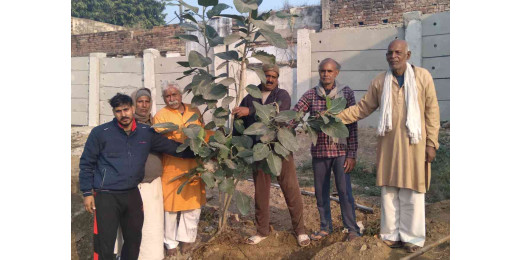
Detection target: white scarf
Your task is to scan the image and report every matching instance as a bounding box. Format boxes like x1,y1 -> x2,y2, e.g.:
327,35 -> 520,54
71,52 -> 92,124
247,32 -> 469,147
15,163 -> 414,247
377,62 -> 422,144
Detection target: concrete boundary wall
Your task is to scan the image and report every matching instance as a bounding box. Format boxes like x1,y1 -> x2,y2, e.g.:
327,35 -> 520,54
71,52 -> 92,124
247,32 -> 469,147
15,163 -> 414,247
298,11 -> 450,127
71,57 -> 90,125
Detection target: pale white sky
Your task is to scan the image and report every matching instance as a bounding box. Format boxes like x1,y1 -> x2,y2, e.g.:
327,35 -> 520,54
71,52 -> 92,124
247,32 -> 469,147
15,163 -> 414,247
164,0 -> 320,24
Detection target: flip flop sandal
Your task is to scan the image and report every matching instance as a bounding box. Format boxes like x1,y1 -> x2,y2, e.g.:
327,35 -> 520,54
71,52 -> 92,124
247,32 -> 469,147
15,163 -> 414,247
310,231 -> 329,241
245,235 -> 267,245
297,234 -> 311,247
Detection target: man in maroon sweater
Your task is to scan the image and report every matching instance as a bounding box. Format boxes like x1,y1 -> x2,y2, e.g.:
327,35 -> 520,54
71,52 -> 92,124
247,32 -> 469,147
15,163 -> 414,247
232,64 -> 310,247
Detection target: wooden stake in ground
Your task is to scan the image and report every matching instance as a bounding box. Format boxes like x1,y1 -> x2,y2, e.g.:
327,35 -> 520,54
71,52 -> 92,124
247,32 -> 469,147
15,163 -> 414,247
246,179 -> 374,213
400,235 -> 450,260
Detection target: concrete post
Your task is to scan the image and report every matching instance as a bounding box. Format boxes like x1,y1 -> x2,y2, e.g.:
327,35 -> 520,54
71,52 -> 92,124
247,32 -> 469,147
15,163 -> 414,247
404,11 -> 422,67
297,29 -> 315,104
321,0 -> 330,30
143,48 -> 160,116
88,52 -> 106,126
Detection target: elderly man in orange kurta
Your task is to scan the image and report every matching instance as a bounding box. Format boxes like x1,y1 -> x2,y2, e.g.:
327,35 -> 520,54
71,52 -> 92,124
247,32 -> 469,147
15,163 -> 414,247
336,40 -> 440,253
153,82 -> 206,256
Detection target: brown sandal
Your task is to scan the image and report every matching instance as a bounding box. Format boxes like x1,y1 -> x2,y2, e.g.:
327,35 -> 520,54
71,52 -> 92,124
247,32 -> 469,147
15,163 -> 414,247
404,242 -> 421,253
310,230 -> 329,241
382,240 -> 403,248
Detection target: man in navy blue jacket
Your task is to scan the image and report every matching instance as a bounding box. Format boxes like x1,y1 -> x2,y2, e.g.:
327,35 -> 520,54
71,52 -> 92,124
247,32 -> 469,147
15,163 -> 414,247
79,93 -> 194,260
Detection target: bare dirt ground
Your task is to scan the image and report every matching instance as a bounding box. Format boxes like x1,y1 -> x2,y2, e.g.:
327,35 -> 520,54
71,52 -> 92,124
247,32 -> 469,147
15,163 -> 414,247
71,126 -> 450,260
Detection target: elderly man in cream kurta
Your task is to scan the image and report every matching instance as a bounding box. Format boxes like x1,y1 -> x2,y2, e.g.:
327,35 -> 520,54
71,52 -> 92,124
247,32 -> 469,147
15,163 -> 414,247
336,40 -> 440,252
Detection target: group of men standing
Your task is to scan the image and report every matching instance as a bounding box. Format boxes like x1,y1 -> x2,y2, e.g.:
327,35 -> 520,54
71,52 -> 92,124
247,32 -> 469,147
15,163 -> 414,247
79,39 -> 440,259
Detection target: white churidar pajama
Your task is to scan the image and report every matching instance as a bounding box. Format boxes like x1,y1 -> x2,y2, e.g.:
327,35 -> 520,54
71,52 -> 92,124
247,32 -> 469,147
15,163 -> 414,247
164,208 -> 201,249
114,177 -> 165,260
380,186 -> 425,247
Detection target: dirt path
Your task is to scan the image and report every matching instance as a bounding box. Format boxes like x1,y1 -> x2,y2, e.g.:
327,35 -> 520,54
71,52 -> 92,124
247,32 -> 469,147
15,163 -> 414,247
71,126 -> 450,260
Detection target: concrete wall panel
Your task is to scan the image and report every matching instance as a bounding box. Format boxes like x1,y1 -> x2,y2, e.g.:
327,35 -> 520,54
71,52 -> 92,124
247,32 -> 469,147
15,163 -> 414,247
100,73 -> 143,88
100,86 -> 138,101
422,57 -> 450,79
72,71 -> 89,85
71,57 -> 89,71
439,100 -> 450,121
100,101 -> 113,116
72,84 -> 89,99
434,78 -> 450,101
422,34 -> 450,58
422,12 -> 450,36
353,90 -> 381,127
310,70 -> 384,91
100,115 -> 114,124
310,26 -> 403,51
154,73 -> 193,105
72,112 -> 88,126
100,58 -> 143,73
311,50 -> 388,71
72,99 -> 88,112
155,57 -> 190,74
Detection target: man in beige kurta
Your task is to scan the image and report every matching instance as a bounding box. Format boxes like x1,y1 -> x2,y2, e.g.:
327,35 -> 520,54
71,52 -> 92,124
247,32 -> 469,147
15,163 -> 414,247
336,40 -> 440,252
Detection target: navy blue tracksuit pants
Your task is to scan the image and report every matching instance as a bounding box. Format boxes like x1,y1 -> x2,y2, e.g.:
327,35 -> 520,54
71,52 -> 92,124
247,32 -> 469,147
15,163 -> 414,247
312,155 -> 360,235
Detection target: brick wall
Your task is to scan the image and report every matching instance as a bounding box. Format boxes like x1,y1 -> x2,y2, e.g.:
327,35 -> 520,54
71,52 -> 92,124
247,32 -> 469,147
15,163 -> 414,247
71,25 -> 185,57
326,0 -> 450,28
71,17 -> 126,35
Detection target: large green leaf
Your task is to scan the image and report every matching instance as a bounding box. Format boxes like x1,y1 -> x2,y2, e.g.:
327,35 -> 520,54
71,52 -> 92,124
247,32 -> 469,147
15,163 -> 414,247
209,142 -> 230,151
182,13 -> 198,24
185,113 -> 199,124
176,142 -> 189,153
213,116 -> 227,127
151,122 -> 179,133
251,19 -> 275,32
177,61 -> 191,67
205,25 -> 224,47
246,84 -> 262,99
177,34 -> 199,43
235,192 -> 251,215
183,125 -> 203,139
232,135 -> 253,149
214,130 -> 228,144
320,121 -> 349,139
198,146 -> 212,157
219,177 -> 235,194
224,159 -> 237,169
260,129 -> 276,143
253,101 -> 275,123
305,123 -> 318,146
252,50 -> 275,65
215,50 -> 239,61
267,153 -> 282,176
234,119 -> 245,134
191,95 -> 205,107
198,0 -> 218,7
213,107 -> 229,117
203,84 -> 228,100
222,96 -> 235,108
218,78 -> 235,87
275,11 -> 299,18
327,97 -> 348,114
204,121 -> 216,130
252,143 -> 270,161
277,127 -> 298,152
233,0 -> 258,13
207,3 -> 230,18
274,110 -> 298,123
243,122 -> 268,136
179,0 -> 199,13
326,96 -> 332,110
259,29 -> 288,49
215,14 -> 246,22
252,67 -> 267,84
189,51 -> 212,68
224,33 -> 242,45
273,142 -> 290,157
236,149 -> 253,158
201,172 -> 215,188
179,23 -> 198,31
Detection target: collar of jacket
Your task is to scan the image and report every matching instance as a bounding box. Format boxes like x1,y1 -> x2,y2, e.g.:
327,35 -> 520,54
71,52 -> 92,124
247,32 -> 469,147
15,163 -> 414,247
112,118 -> 137,133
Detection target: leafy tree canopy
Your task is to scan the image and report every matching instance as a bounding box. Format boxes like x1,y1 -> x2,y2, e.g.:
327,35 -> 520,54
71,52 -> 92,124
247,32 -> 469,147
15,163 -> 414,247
72,0 -> 167,29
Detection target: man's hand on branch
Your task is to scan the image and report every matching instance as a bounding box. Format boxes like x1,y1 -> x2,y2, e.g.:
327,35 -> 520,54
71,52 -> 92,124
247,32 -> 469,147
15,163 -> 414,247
231,107 -> 249,118
425,146 -> 436,163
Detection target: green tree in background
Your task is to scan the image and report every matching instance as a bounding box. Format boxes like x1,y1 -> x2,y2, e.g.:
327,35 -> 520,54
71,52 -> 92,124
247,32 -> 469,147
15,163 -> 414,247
72,0 -> 167,29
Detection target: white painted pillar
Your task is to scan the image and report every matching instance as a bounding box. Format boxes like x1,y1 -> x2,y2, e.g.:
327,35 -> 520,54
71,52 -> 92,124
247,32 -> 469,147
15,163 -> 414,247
88,52 -> 106,126
143,48 -> 160,116
404,11 -> 423,67
296,29 -> 314,102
